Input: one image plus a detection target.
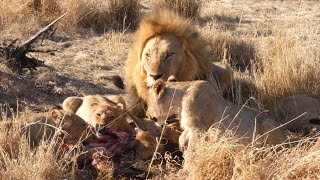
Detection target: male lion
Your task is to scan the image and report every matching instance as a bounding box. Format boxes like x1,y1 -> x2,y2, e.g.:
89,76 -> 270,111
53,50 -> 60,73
146,79 -> 286,149
62,95 -> 135,134
125,9 -> 233,115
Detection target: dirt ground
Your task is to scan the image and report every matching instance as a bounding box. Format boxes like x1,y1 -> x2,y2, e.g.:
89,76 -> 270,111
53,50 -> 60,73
0,0 -> 319,179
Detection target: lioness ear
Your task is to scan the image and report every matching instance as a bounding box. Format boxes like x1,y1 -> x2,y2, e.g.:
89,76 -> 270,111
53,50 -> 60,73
50,107 -> 64,124
116,103 -> 125,110
153,80 -> 165,98
62,97 -> 83,114
91,102 -> 98,108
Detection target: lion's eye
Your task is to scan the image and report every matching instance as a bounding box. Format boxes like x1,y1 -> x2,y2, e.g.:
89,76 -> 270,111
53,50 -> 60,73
145,53 -> 151,58
96,113 -> 101,117
166,52 -> 174,59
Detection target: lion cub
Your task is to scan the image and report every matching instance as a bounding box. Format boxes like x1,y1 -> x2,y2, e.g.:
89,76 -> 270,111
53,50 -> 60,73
63,95 -> 135,134
147,79 -> 286,149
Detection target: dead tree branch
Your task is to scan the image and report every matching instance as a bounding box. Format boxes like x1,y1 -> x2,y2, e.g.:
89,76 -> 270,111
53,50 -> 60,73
0,13 -> 67,73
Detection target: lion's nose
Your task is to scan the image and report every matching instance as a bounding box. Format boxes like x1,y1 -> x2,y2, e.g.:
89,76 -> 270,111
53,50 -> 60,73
150,74 -> 162,80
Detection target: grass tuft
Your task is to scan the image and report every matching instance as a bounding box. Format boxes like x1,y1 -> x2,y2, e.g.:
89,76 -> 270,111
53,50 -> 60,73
151,0 -> 202,19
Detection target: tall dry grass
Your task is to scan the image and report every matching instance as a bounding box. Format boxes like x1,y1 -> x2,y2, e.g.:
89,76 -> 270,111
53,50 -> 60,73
253,30 -> 320,104
205,31 -> 257,71
167,128 -> 320,179
0,0 -> 140,38
1,0 -> 320,179
0,111 -> 78,179
60,0 -> 140,32
151,0 -> 202,19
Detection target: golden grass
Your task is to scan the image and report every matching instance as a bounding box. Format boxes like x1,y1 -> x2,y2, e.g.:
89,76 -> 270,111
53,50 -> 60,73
167,129 -> 320,179
0,0 -> 140,38
1,0 -> 320,179
0,115 -> 65,179
151,0 -> 202,19
0,143 -> 65,180
60,0 -> 140,31
205,31 -> 257,71
254,30 -> 320,104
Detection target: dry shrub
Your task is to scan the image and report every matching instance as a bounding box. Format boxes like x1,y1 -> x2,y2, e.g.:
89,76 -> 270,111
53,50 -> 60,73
206,31 -> 257,71
181,128 -> 247,179
170,128 -> 320,179
270,140 -> 320,179
0,0 -> 38,35
0,120 -> 22,160
27,0 -> 61,24
0,0 -> 61,37
152,0 -> 202,19
0,0 -> 140,36
0,142 -> 65,180
0,112 -> 73,179
254,31 -> 320,104
60,0 -> 140,31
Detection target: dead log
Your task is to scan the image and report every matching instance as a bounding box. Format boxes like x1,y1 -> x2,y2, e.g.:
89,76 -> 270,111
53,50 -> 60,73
0,13 -> 67,73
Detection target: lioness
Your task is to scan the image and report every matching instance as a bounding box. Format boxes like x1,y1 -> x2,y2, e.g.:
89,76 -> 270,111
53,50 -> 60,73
147,79 -> 286,149
62,95 -> 135,134
275,94 -> 320,135
0,107 -> 94,148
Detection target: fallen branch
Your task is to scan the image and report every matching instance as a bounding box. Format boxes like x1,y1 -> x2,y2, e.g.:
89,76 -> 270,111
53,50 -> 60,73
0,13 -> 67,73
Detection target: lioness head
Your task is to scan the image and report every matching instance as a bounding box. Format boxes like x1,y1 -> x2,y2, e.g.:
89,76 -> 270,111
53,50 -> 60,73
90,100 -> 125,129
146,79 -> 180,127
50,107 -> 93,144
142,34 -> 184,87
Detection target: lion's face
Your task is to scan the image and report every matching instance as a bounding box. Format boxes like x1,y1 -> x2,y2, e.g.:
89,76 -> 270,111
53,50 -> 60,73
146,80 -> 180,127
51,108 -> 93,143
142,34 -> 184,87
91,103 -> 125,129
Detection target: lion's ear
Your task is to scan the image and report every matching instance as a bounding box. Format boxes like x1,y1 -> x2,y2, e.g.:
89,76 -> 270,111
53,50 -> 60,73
153,80 -> 165,98
90,102 -> 98,108
116,103 -> 125,110
62,97 -> 83,114
50,107 -> 64,124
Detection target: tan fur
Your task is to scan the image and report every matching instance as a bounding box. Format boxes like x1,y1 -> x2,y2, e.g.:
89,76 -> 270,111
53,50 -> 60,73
62,95 -> 135,134
275,94 -> 320,135
147,79 -> 286,149
135,122 -> 182,160
125,9 -> 232,109
0,107 -> 93,148
135,130 -> 165,160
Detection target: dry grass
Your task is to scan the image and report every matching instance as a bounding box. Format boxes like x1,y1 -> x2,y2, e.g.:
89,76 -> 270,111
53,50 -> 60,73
0,143 -> 66,180
60,0 -> 140,32
205,31 -> 257,71
151,0 -> 202,19
167,129 -> 320,179
254,30 -> 320,104
1,0 -> 320,179
0,114 -> 66,180
0,0 -> 140,38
